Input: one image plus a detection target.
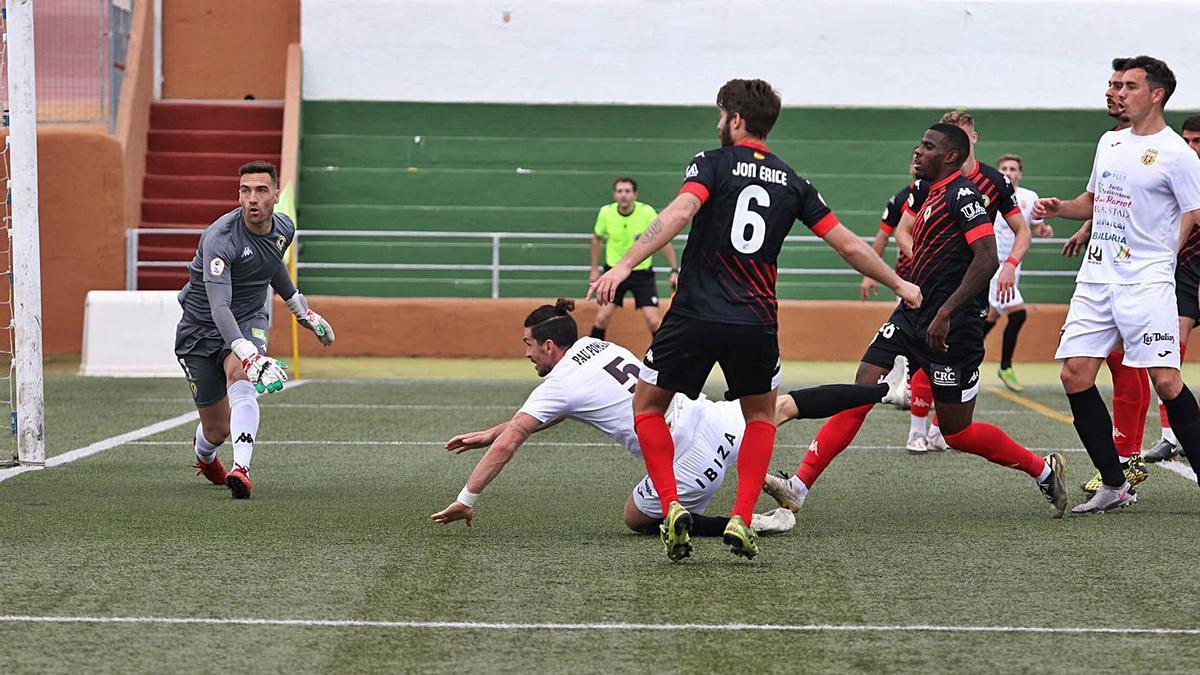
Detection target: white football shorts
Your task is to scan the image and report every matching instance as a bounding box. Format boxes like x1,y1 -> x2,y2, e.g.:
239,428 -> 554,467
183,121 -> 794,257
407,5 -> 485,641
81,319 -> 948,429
988,264 -> 1024,313
632,397 -> 744,518
1055,281 -> 1181,369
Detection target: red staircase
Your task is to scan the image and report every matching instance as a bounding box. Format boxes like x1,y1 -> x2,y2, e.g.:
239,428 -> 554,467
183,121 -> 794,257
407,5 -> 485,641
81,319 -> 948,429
138,101 -> 283,290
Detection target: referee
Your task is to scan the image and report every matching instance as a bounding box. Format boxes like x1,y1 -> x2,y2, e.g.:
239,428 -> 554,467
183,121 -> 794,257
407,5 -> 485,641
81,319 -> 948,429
587,177 -> 678,339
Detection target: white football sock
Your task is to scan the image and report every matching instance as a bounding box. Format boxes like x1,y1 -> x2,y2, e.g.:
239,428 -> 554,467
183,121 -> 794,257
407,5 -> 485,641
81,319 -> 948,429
1163,427 -> 1178,445
194,423 -> 220,464
228,380 -> 260,472
1036,461 -> 1052,483
788,474 -> 810,496
909,414 -> 927,436
928,421 -> 942,437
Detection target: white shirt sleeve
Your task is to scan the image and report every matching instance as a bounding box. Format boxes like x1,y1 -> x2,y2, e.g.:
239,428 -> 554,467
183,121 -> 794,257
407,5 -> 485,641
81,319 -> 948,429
1086,137 -> 1104,195
518,378 -> 572,424
1169,150 -> 1200,213
1027,189 -> 1043,225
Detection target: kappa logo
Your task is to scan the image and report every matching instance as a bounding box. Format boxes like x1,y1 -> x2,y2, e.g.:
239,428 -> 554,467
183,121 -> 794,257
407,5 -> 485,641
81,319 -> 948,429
684,164 -> 699,179
808,439 -> 819,456
960,202 -> 986,220
241,245 -> 254,258
967,369 -> 979,386
236,432 -> 254,445
644,348 -> 654,364
957,187 -> 974,199
931,366 -> 958,387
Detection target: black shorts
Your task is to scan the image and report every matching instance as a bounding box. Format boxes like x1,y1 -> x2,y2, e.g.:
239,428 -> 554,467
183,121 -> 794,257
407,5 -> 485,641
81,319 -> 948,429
174,314 -> 270,407
605,266 -> 659,308
861,308 -> 983,404
1177,270 -> 1200,324
640,311 -> 781,400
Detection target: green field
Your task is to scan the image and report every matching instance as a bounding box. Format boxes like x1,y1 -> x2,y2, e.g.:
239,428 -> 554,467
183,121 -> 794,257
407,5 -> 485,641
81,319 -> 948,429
2,362 -> 1199,672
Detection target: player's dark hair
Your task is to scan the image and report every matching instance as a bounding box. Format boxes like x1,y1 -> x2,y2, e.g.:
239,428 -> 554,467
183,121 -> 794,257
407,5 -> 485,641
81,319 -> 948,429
928,123 -> 971,167
524,298 -> 578,349
996,153 -> 1023,170
239,160 -> 278,186
613,176 -> 638,192
715,79 -> 781,139
1111,57 -> 1131,72
1123,55 -> 1176,106
1181,115 -> 1200,133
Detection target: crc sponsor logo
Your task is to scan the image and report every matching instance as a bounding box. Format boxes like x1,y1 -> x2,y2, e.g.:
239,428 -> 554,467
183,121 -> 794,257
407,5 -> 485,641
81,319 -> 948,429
1142,332 -> 1176,345
960,202 -> 986,220
932,366 -> 958,387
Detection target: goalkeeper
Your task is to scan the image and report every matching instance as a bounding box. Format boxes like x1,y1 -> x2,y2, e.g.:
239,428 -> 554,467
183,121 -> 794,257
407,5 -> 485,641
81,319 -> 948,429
174,160 -> 334,499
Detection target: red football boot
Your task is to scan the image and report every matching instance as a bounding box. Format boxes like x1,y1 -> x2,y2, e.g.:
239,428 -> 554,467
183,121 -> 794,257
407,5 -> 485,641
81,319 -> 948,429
226,465 -> 253,499
193,456 -> 229,485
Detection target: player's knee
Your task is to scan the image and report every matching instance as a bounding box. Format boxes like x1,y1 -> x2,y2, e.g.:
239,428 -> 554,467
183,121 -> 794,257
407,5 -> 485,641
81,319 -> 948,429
1149,369 -> 1183,399
623,499 -> 659,533
203,421 -> 230,443
1059,361 -> 1095,393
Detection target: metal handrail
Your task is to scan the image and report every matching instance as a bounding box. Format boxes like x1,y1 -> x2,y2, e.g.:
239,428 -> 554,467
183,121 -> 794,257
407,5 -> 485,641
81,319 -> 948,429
124,228 -> 1080,295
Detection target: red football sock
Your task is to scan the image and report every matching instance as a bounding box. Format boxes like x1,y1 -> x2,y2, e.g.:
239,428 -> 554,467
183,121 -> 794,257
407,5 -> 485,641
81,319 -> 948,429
795,405 -> 871,489
910,369 -> 932,419
634,412 -> 678,514
731,421 -> 777,523
1133,361 -> 1151,452
1107,351 -> 1146,458
944,422 -> 1045,477
1160,344 -> 1188,431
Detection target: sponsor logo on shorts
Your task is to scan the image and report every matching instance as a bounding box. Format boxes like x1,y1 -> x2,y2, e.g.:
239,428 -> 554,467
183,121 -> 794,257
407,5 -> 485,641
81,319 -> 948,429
251,327 -> 267,342
1158,350 -> 1173,358
967,370 -> 979,386
1142,332 -> 1176,345
932,366 -> 958,387
644,348 -> 654,365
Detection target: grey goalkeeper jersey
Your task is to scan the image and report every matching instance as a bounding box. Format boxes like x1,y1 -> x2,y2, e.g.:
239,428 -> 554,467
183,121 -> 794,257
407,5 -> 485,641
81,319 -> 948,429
177,208 -> 296,343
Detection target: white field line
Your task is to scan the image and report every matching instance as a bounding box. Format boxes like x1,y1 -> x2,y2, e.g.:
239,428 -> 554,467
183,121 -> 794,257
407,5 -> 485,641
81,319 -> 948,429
0,614 -> 1195,636
0,382 -> 309,484
1156,459 -> 1198,483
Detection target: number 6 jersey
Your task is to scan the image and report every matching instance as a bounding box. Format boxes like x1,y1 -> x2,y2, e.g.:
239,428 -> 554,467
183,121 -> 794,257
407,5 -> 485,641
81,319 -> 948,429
673,140 -> 840,326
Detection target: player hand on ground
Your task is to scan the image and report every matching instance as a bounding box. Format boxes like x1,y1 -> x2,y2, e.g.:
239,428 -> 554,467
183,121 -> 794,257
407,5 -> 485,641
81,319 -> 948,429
445,428 -> 499,453
860,276 -> 878,301
894,280 -> 922,309
587,265 -> 631,305
1032,197 -> 1061,221
926,310 -> 950,353
996,264 -> 1017,303
231,338 -> 289,394
431,502 -> 474,526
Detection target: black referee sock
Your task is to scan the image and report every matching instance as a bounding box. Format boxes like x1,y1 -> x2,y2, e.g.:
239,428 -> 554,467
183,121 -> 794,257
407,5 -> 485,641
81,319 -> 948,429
589,326 -> 606,340
1066,386 -> 1125,488
787,383 -> 888,420
689,514 -> 730,537
1000,309 -> 1026,370
1162,386 -> 1200,484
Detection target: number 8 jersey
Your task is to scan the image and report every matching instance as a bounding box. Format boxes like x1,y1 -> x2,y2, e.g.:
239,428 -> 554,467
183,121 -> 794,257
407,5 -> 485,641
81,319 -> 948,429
673,139 -> 839,326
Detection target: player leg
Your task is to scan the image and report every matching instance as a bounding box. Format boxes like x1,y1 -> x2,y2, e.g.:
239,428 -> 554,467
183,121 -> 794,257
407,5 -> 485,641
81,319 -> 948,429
180,351 -> 232,485
1057,283 -> 1136,514
994,268 -> 1027,393
631,270 -> 663,335
1147,281 -> 1199,462
589,302 -> 618,341
777,354 -> 909,422
221,316 -> 272,499
907,368 -> 933,453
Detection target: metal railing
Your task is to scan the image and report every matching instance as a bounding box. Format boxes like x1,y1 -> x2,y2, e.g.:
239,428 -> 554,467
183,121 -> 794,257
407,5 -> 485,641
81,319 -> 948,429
125,228 -> 1078,296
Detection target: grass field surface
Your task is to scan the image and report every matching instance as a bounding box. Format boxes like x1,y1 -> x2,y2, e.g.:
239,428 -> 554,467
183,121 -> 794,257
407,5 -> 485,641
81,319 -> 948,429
2,360 -> 1198,672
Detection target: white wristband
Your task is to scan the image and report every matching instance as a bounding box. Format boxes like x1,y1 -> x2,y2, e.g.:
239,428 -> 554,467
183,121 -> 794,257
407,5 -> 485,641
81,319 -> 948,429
285,291 -> 310,318
456,487 -> 479,507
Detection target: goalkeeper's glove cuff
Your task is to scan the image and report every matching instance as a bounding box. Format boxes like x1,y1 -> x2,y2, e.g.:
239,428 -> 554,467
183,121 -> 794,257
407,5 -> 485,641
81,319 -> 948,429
231,338 -> 259,362
285,291 -> 310,318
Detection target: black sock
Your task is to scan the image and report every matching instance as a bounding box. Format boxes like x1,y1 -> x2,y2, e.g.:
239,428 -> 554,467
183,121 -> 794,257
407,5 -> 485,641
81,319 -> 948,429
982,319 -> 997,337
1066,386 -> 1125,487
1000,309 -> 1026,370
1162,386 -> 1200,483
689,514 -> 730,536
589,326 -> 606,340
786,383 -> 888,419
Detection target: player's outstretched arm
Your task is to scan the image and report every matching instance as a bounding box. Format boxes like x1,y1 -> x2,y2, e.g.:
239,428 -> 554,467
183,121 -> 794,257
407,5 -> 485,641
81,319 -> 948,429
927,236 -> 999,353
272,266 -> 334,346
996,211 -> 1031,303
894,211 -> 916,258
587,193 -> 699,304
431,412 -> 542,526
821,223 -> 921,309
1033,191 -> 1094,222
860,229 -> 891,300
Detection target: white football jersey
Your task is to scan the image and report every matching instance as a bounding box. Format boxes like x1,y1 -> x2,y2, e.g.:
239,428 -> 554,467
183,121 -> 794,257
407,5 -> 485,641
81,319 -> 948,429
992,185 -> 1041,262
1080,126 -> 1200,284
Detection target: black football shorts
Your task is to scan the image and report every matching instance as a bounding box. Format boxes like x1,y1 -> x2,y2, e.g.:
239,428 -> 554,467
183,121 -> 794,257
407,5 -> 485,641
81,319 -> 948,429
639,310 -> 781,400
604,266 -> 660,308
862,307 -> 984,404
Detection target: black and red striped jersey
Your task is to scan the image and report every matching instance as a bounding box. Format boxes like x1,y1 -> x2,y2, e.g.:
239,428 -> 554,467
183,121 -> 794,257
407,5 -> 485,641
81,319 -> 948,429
880,183 -> 915,278
906,161 -> 1020,225
671,140 -> 837,326
896,172 -> 994,332
1179,225 -> 1200,281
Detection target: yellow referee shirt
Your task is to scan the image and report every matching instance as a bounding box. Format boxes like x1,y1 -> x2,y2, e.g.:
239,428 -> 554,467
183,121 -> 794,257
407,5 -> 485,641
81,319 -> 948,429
594,201 -> 658,271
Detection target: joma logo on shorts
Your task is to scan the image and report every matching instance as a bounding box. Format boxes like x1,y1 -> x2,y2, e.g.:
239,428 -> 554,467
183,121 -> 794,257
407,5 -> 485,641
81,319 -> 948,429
1143,332 -> 1176,345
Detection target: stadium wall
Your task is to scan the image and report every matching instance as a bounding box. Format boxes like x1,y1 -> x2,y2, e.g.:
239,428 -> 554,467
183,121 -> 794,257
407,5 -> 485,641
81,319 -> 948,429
268,297 -> 1093,363
301,0 -> 1200,109
161,0 -> 300,99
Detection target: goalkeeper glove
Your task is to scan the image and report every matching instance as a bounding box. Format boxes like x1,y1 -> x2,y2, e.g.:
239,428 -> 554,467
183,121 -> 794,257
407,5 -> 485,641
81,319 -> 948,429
231,338 -> 288,394
285,292 -> 335,347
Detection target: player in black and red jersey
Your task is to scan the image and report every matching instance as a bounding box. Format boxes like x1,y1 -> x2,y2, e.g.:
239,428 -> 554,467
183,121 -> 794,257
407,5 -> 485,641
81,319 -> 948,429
588,79 -> 922,561
1145,114 -> 1200,462
766,124 -> 1069,519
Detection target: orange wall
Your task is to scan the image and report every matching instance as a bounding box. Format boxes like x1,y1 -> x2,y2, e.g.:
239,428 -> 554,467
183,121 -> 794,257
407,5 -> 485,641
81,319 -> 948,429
269,297 -> 1081,363
38,129 -> 127,354
162,0 -> 300,99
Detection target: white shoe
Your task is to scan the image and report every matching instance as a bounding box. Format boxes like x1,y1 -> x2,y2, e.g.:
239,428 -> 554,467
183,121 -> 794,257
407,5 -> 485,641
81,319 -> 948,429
905,431 -> 928,454
1071,481 -> 1137,515
762,471 -> 807,512
879,355 -> 910,408
927,429 -> 948,452
750,507 -> 796,535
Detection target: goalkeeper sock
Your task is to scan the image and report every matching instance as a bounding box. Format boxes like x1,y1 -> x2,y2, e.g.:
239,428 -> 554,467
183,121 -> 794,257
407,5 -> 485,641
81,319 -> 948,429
194,423 -> 220,464
228,380 -> 260,472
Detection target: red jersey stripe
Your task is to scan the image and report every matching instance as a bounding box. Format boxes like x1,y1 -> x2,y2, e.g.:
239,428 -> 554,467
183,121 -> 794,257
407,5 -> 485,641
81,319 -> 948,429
879,220 -> 895,234
964,223 -> 994,244
679,182 -> 709,204
810,212 -> 839,237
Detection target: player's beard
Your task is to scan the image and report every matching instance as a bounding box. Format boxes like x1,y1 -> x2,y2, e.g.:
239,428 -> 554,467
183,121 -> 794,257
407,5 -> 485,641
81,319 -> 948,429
718,120 -> 733,147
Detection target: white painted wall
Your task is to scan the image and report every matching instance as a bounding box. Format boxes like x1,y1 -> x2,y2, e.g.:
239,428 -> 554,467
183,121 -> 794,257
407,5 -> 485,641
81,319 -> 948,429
302,0 -> 1200,109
